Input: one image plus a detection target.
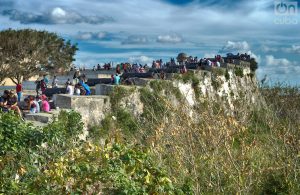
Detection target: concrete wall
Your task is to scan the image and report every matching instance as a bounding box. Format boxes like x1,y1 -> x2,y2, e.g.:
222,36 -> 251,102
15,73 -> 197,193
95,84 -> 116,95
55,94 -> 110,127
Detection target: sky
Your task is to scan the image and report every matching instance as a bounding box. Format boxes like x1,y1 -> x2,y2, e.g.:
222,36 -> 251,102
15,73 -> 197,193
0,0 -> 299,84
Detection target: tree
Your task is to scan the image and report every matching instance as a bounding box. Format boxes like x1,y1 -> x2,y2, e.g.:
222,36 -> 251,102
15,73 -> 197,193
0,29 -> 78,84
176,53 -> 188,65
250,57 -> 258,72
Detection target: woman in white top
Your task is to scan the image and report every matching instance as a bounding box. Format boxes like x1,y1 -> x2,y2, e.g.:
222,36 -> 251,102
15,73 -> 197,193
66,84 -> 74,95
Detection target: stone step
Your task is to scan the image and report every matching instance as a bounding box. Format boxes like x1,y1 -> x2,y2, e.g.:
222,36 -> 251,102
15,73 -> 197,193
24,110 -> 61,124
26,120 -> 48,127
25,112 -> 54,123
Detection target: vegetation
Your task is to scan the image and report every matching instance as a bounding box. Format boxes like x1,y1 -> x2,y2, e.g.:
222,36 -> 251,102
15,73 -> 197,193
1,81 -> 300,194
234,67 -> 244,77
225,69 -> 230,81
212,67 -> 225,77
175,71 -> 201,98
0,29 -> 77,84
250,57 -> 258,72
0,110 -> 186,194
102,83 -> 300,194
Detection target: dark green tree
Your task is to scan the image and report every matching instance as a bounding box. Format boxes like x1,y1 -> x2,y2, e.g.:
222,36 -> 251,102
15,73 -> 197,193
250,57 -> 258,72
0,29 -> 78,84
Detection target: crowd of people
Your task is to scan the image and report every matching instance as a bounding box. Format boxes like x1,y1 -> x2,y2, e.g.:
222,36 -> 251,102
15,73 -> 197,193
0,53 -> 252,120
0,89 -> 51,119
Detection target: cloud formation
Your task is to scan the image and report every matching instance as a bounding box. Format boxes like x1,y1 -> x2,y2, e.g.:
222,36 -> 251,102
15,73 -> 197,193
219,41 -> 250,53
2,7 -> 113,24
157,33 -> 183,44
76,31 -> 110,40
128,55 -> 153,65
262,55 -> 300,78
265,55 -> 293,67
122,35 -> 149,45
283,45 -> 300,54
0,0 -> 299,83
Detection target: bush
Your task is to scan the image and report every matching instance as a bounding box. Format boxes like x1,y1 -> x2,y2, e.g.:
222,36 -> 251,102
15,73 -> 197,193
0,111 -> 43,155
176,72 -> 200,98
234,67 -> 244,77
225,69 -> 230,81
250,58 -> 258,72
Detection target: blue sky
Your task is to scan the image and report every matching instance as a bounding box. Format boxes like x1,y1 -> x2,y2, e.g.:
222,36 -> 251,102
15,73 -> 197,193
0,0 -> 299,84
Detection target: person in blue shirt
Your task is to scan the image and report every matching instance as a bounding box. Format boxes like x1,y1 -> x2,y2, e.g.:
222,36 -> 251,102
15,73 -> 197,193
114,74 -> 121,85
80,81 -> 91,95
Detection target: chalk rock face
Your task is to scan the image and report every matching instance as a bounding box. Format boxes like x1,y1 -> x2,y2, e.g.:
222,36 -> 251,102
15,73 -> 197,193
53,67 -> 264,127
117,68 -> 264,119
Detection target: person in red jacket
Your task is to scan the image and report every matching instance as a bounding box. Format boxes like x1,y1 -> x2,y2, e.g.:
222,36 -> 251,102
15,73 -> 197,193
16,82 -> 22,102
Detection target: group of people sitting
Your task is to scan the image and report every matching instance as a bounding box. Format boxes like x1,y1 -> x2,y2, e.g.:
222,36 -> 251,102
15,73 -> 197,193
24,94 -> 50,114
0,90 -> 22,118
0,90 -> 50,119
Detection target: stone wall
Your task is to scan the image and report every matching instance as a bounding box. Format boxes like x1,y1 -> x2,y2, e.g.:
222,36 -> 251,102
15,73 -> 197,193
54,94 -> 110,127
95,84 -> 116,96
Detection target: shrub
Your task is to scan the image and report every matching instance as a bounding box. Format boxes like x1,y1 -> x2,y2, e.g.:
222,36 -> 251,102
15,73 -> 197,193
225,69 -> 230,81
250,58 -> 258,72
234,67 -> 244,77
0,111 -> 43,155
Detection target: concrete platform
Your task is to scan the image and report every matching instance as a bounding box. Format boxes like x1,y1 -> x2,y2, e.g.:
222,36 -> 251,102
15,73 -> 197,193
54,94 -> 111,127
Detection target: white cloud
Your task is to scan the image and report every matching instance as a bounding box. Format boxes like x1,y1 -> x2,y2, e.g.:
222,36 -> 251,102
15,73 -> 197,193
51,7 -> 66,18
128,55 -> 153,65
77,32 -> 93,40
76,31 -> 110,40
219,41 -> 250,53
2,0 -> 300,83
261,45 -> 278,52
157,33 -> 183,44
2,7 -> 114,24
283,45 -> 300,54
265,55 -> 292,67
97,32 -> 106,39
122,35 -> 149,44
260,55 -> 300,78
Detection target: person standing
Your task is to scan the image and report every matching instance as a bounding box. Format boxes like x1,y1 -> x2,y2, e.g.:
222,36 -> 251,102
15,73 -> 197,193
114,74 -> 121,85
43,75 -> 49,87
16,82 -> 22,102
35,80 -> 41,96
116,64 -> 121,74
52,76 -> 58,88
40,79 -> 47,94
